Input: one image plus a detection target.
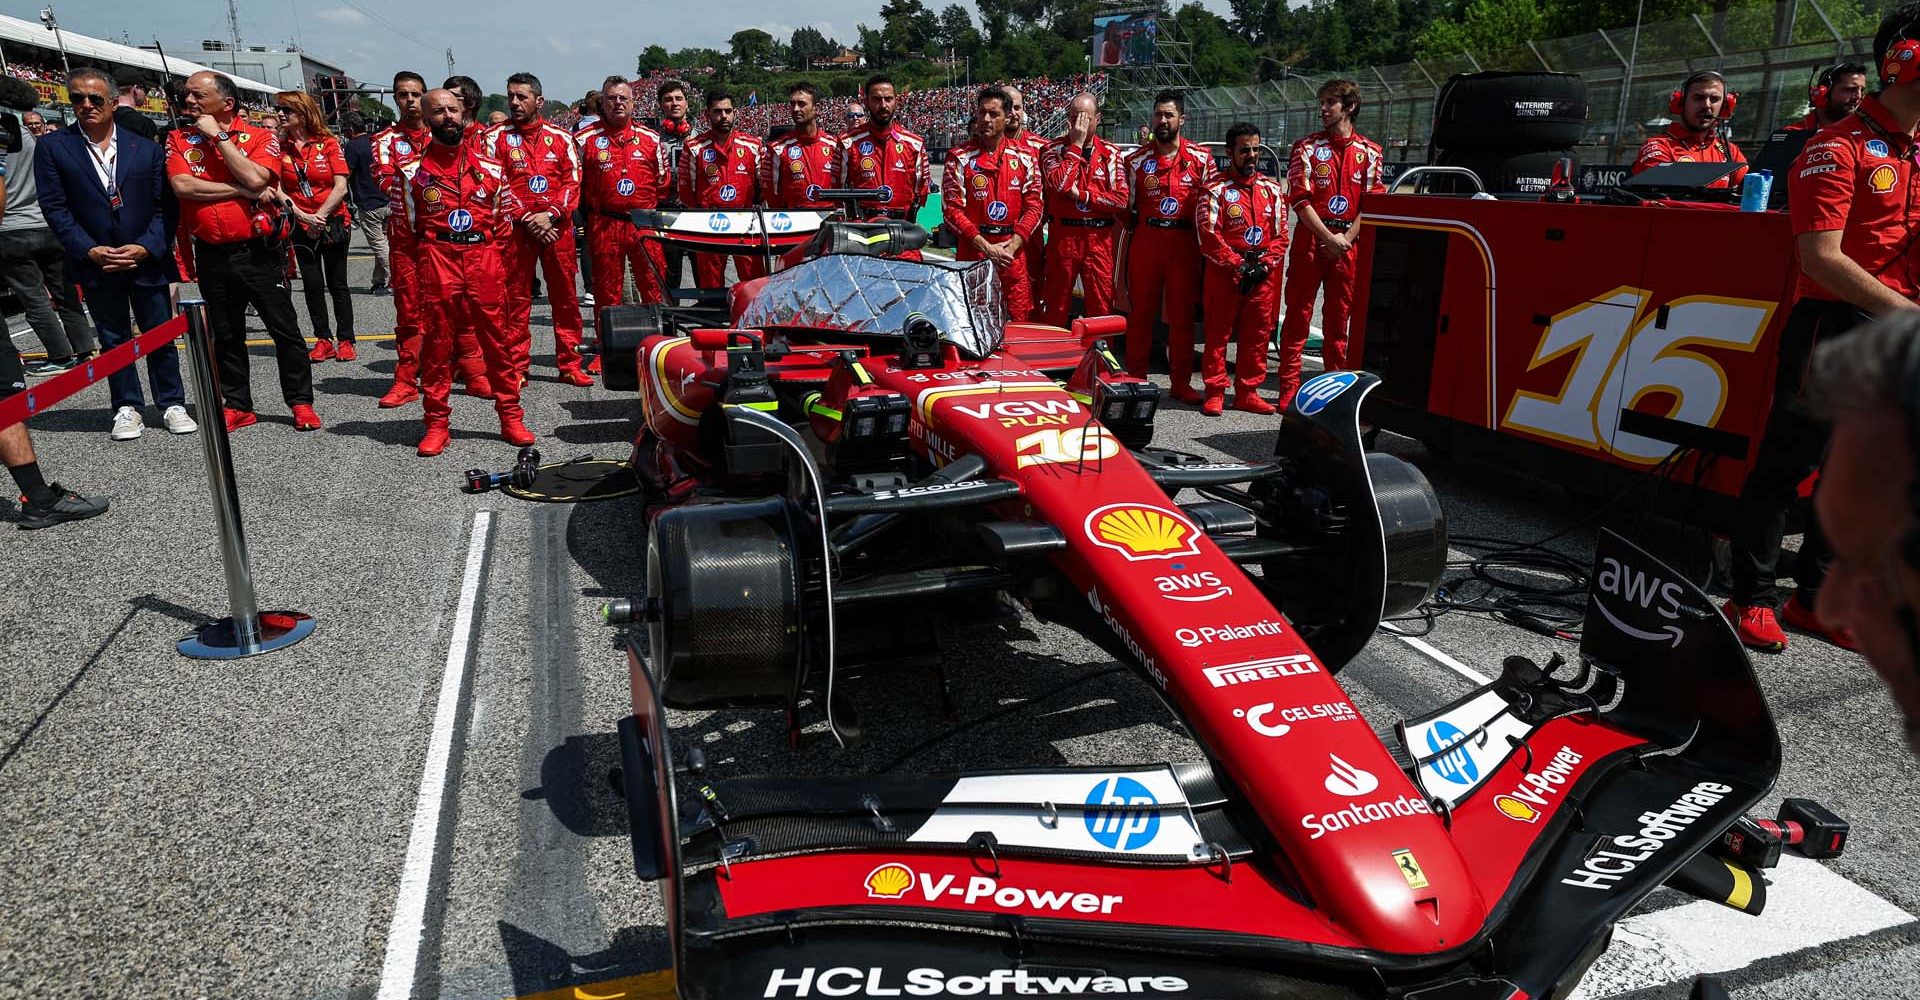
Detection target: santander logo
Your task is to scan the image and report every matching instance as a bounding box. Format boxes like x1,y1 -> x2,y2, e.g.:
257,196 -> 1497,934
1324,755 -> 1380,797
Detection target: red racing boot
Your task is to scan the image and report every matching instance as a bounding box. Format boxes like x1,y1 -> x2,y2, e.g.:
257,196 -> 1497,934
417,427 -> 450,457
586,354 -> 602,375
335,341 -> 358,362
465,378 -> 496,400
1168,382 -> 1204,406
558,368 -> 594,387
308,338 -> 336,362
1232,394 -> 1278,416
378,383 -> 420,408
1721,600 -> 1787,653
1201,391 -> 1225,417
500,417 -> 537,447
1780,594 -> 1859,652
224,408 -> 257,433
291,404 -> 323,431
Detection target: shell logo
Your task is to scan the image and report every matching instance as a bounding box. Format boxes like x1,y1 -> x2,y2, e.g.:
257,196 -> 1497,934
1870,163 -> 1899,194
184,149 -> 204,163
1493,794 -> 1540,823
422,187 -> 442,204
1085,503 -> 1200,562
864,862 -> 914,898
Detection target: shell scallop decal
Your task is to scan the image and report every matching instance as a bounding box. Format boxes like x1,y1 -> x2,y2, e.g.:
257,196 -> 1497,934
864,862 -> 914,898
1084,504 -> 1202,562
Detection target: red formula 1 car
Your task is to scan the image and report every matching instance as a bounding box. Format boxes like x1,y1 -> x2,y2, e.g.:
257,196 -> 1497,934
588,212 -> 1780,1000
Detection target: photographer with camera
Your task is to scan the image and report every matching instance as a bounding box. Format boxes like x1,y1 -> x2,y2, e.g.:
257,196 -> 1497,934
35,68 -> 194,440
271,90 -> 356,364
1194,123 -> 1287,417
166,70 -> 317,433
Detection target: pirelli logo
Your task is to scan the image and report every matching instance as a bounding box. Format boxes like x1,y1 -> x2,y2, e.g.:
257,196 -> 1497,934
1201,655 -> 1320,688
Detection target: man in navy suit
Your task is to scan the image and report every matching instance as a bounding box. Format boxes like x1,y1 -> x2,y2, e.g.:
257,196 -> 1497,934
36,67 -> 193,439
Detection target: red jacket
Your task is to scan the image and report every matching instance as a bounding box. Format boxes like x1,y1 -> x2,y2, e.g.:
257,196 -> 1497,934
1632,122 -> 1748,189
397,143 -> 521,246
277,135 -> 351,221
1198,172 -> 1288,272
942,139 -> 1043,245
372,122 -> 428,200
486,118 -> 581,222
679,129 -> 763,209
761,128 -> 840,209
1041,135 -> 1129,223
1286,130 -> 1385,229
1123,137 -> 1214,229
576,120 -> 672,213
836,124 -> 930,216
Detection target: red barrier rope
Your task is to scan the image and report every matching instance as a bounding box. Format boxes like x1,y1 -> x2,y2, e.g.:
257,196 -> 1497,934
0,314 -> 191,431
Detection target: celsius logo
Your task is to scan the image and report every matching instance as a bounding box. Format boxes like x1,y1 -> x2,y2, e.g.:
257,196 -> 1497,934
1325,754 -> 1379,796
1085,776 -> 1160,851
1424,721 -> 1480,787
1234,704 -> 1291,737
1154,563 -> 1231,602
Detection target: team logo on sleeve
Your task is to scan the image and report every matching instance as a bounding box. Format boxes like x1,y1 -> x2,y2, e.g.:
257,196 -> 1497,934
529,175 -> 550,194
616,177 -> 636,196
986,200 -> 1008,221
1327,195 -> 1350,215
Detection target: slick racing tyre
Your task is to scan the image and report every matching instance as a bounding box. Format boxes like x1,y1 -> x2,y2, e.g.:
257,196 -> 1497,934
1431,71 -> 1589,150
1434,147 -> 1577,197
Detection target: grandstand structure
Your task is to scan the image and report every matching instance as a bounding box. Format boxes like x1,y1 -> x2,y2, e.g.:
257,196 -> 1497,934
1095,0 -> 1201,135
0,13 -> 281,122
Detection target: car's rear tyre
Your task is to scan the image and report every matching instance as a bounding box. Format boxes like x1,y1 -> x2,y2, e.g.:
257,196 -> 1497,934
647,497 -> 808,708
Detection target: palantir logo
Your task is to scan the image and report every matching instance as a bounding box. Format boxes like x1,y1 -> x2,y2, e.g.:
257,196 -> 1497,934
1084,776 -> 1159,851
1324,754 -> 1379,797
1424,721 -> 1479,786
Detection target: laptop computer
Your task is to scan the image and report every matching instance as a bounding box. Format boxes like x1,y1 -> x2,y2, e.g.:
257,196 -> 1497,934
1621,160 -> 1744,199
1748,128 -> 1818,209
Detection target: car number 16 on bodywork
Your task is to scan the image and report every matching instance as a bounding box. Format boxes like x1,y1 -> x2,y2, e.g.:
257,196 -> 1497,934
1500,287 -> 1775,464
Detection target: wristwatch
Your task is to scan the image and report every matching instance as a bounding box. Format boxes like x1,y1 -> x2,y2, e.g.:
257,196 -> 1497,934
216,130 -> 232,143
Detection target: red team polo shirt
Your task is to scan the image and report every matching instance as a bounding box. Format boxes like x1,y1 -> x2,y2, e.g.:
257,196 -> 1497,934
277,135 -> 351,220
1789,96 -> 1920,301
167,124 -> 283,244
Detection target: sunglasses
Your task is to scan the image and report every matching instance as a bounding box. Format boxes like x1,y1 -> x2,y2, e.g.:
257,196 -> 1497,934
72,92 -> 109,107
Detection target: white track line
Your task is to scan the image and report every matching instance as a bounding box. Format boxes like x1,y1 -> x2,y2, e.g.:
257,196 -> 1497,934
1384,628 -> 1492,685
375,511 -> 493,1000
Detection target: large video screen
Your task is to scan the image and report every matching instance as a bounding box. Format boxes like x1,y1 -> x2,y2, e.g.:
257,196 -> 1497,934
1092,13 -> 1158,68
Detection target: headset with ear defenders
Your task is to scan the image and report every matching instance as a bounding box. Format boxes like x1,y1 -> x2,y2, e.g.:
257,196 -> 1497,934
1669,70 -> 1739,119
1810,64 -> 1837,110
1886,28 -> 1920,88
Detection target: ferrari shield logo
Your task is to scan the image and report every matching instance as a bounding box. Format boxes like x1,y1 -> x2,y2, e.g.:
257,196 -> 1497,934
1084,503 -> 1200,562
1392,849 -> 1429,889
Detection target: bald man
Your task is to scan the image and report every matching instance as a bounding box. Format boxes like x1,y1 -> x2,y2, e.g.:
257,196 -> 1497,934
393,88 -> 535,455
1038,93 -> 1129,326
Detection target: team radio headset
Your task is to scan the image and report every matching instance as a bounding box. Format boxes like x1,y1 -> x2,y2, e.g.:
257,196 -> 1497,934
1668,70 -> 1739,166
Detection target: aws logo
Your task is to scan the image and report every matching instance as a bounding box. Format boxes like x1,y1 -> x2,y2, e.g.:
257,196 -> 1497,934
1153,564 -> 1231,602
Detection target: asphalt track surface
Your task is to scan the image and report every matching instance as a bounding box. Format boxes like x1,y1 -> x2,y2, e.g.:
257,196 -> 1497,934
1,239 -> 1917,1000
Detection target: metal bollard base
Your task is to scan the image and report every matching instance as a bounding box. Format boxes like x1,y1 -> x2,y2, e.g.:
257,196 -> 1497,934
178,611 -> 317,660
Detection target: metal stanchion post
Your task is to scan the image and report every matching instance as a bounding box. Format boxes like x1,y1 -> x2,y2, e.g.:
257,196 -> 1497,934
176,299 -> 317,659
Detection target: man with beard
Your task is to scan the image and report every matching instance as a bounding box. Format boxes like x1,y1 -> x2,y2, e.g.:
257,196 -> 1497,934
648,79 -> 694,292
577,77 -> 671,311
491,71 -> 590,386
1195,123 -> 1287,416
1039,93 -> 1129,326
1121,90 -> 1212,393
678,88 -> 764,288
395,89 -> 534,455
762,81 -> 839,211
1276,79 -> 1384,406
837,74 -> 930,257
1003,84 -> 1049,307
1631,70 -> 1748,191
943,87 -> 1042,320
373,71 -> 493,406
1789,63 -> 1869,131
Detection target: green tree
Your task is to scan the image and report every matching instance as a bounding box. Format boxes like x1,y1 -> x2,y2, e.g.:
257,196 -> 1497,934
937,4 -> 982,52
1175,3 -> 1257,87
791,26 -> 837,68
355,96 -> 394,122
638,44 -> 672,73
857,23 -> 889,65
1416,0 -> 1545,59
730,28 -> 776,68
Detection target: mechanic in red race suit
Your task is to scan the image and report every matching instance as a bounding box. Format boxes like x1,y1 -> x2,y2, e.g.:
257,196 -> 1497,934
371,71 -> 453,408
1785,63 -> 1869,131
395,89 -> 535,456
837,74 -> 931,258
1196,123 -> 1287,417
760,81 -> 840,211
648,78 -> 696,295
577,76 -> 672,310
490,72 -> 591,386
1002,85 -> 1050,307
943,86 -> 1043,321
1120,89 -> 1213,394
679,88 -> 765,289
1276,79 -> 1385,405
1039,93 -> 1129,327
1724,6 -> 1920,653
1630,70 -> 1748,191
